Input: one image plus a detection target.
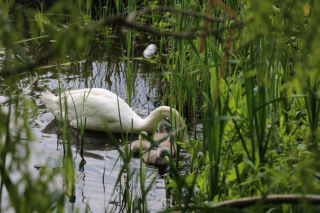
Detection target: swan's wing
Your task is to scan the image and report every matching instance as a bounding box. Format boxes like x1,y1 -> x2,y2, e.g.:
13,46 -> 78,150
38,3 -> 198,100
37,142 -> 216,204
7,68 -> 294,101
64,88 -> 142,132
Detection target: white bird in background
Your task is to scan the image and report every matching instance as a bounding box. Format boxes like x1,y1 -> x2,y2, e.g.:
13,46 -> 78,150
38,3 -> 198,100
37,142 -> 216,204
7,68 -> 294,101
40,88 -> 187,142
143,44 -> 157,58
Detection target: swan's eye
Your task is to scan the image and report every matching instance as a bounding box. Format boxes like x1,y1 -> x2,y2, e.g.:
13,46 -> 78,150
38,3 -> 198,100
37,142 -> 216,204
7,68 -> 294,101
158,120 -> 170,133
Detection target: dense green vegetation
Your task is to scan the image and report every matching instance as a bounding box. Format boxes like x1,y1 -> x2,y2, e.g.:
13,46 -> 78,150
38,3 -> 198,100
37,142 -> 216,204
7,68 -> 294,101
1,0 -> 320,212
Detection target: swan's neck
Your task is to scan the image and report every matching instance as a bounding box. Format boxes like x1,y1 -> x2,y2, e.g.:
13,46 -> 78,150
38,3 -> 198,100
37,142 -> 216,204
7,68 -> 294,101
137,106 -> 188,142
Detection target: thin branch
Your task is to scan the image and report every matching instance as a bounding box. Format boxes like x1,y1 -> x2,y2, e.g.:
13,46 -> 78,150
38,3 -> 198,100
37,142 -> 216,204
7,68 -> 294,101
100,6 -> 245,39
200,2 -> 212,53
1,50 -> 54,76
212,194 -> 320,208
126,6 -> 226,23
233,32 -> 260,54
211,0 -> 237,19
212,27 -> 236,107
101,14 -> 244,40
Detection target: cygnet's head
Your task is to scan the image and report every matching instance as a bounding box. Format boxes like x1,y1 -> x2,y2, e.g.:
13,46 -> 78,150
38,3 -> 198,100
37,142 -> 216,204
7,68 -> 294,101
138,131 -> 148,141
158,147 -> 169,158
143,148 -> 169,166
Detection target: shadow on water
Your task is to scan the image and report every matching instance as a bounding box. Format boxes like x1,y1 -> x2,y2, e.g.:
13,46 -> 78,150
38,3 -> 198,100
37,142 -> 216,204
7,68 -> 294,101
43,118 -> 170,173
42,119 -> 133,153
0,39 -> 169,212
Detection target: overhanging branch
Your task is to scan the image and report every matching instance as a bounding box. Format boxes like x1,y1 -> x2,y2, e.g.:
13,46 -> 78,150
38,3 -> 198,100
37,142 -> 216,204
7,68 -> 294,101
212,194 -> 320,208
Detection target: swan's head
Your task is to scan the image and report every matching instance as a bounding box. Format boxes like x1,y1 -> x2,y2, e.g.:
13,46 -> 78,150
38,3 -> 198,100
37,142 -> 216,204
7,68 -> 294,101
140,106 -> 189,144
158,120 -> 170,133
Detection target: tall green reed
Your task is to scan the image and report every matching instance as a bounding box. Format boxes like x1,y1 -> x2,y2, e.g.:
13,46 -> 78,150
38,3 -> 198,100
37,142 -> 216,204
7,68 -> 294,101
158,0 -> 320,208
0,87 -> 66,212
59,82 -> 76,203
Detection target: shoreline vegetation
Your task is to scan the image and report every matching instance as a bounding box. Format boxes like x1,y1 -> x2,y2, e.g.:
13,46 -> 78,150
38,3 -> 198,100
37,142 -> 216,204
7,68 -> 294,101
1,0 -> 320,212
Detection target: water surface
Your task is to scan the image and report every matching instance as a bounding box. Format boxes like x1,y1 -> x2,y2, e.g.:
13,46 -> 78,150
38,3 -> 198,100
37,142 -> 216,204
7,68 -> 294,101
0,40 -> 168,212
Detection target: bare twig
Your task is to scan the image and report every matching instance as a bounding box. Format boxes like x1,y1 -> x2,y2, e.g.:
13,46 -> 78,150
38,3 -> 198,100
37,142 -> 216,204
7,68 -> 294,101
200,2 -> 212,53
212,0 -> 236,19
126,6 -> 226,23
100,9 -> 245,40
1,50 -> 54,76
211,0 -> 237,107
233,33 -> 260,54
212,194 -> 320,208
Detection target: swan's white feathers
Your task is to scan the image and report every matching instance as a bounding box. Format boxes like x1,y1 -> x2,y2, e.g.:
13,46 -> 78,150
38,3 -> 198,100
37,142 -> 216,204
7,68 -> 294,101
40,90 -> 60,117
41,88 -> 145,132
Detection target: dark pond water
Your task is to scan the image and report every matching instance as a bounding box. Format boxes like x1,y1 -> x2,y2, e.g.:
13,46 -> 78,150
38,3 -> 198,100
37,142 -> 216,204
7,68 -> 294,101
0,40 -> 169,212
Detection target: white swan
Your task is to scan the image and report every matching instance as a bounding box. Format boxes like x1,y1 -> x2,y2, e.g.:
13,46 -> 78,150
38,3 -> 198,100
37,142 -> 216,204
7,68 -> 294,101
41,88 -> 187,141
